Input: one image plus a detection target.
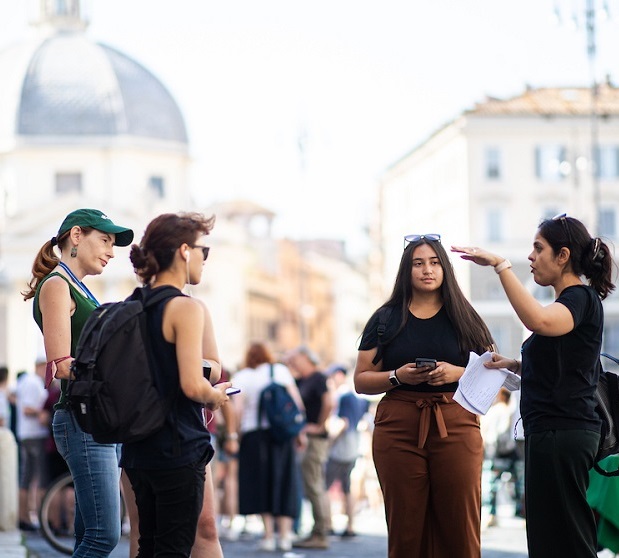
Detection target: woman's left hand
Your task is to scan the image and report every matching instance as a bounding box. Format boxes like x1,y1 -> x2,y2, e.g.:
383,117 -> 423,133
427,362 -> 464,386
450,246 -> 502,267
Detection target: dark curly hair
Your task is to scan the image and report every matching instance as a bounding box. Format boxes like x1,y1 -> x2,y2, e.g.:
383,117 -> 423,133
130,212 -> 215,285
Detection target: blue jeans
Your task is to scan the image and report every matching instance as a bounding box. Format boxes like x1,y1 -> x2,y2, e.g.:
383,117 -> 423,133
53,409 -> 121,557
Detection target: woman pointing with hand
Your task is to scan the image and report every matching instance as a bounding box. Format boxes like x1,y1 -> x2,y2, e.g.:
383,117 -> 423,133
452,214 -> 615,558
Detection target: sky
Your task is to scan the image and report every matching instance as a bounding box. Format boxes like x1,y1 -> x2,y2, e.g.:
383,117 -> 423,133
2,0 -> 619,255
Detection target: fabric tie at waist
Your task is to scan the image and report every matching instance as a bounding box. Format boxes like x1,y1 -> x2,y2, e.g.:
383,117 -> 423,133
416,394 -> 449,449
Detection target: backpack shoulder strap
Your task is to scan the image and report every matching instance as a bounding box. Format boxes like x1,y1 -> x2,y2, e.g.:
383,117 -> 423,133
257,364 -> 274,425
134,286 -> 183,308
372,306 -> 394,366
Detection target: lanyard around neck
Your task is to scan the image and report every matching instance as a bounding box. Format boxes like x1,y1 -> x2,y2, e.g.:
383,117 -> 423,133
57,262 -> 100,306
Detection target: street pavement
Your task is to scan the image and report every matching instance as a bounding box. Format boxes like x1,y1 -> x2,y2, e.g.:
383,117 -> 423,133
22,504 -> 529,557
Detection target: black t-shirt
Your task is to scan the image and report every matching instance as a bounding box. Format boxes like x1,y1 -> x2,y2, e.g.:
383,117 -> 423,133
358,306 -> 467,393
296,371 -> 328,424
521,284 -> 602,435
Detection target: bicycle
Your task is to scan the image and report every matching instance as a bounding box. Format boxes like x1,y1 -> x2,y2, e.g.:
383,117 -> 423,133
39,472 -> 128,555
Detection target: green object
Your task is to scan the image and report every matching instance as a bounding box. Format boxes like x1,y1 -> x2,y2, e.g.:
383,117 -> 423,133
588,455 -> 619,553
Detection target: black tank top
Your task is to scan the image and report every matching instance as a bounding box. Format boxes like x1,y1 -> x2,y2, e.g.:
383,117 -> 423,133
120,286 -> 213,469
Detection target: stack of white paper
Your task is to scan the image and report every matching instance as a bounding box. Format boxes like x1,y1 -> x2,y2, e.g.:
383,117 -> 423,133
453,351 -> 521,415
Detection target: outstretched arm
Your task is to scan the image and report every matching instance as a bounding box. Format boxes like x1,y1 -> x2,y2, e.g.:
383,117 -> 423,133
451,245 -> 574,337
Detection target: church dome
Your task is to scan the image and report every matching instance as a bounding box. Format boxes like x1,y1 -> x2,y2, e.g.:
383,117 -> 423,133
0,4 -> 188,144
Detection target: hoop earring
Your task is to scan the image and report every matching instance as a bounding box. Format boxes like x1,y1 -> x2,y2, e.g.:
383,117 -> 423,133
70,246 -> 77,258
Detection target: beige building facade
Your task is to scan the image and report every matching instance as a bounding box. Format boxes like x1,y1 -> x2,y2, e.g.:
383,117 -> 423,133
0,2 -> 370,376
377,85 -> 619,359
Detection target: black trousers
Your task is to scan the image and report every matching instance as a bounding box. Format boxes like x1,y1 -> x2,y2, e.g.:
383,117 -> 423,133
126,456 -> 207,558
525,429 -> 599,558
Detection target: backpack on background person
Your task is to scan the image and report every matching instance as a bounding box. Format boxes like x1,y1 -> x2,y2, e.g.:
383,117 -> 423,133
258,364 -> 305,443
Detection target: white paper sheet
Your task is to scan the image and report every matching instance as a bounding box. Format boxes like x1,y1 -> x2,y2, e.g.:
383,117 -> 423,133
453,351 -> 521,415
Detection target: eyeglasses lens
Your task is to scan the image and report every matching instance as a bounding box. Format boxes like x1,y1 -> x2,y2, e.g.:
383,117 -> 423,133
403,234 -> 441,249
192,245 -> 210,261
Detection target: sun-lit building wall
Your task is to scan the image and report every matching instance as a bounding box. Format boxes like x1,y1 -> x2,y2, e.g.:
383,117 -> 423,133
379,86 -> 619,358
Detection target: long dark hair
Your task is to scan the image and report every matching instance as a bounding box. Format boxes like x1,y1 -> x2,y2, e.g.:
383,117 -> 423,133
130,212 -> 215,285
377,238 -> 494,356
538,216 -> 615,300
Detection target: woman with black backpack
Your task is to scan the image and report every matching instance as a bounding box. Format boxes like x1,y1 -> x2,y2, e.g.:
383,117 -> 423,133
120,212 -> 230,558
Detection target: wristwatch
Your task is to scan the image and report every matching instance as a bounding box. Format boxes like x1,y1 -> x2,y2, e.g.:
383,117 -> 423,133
388,369 -> 401,387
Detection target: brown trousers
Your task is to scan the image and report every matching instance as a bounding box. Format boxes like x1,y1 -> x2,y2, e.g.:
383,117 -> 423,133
373,391 -> 483,558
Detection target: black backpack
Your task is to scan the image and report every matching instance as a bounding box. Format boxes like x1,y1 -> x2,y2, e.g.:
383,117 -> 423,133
594,353 -> 619,477
67,286 -> 181,444
371,306 -> 395,365
258,364 -> 306,443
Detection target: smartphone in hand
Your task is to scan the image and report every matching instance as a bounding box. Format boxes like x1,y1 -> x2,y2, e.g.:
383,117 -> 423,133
226,387 -> 241,396
415,358 -> 437,370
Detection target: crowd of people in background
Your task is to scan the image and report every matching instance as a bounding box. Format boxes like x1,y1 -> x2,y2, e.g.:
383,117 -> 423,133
1,208 -> 614,558
2,342 -> 380,555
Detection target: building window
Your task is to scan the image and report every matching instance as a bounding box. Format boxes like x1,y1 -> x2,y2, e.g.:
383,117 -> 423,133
603,320 -> 619,358
486,210 -> 503,242
598,208 -> 616,239
55,172 -> 82,194
485,147 -> 501,180
535,145 -> 568,181
148,176 -> 165,198
596,145 -> 619,179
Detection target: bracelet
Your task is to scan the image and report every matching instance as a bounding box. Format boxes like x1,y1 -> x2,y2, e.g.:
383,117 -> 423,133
494,259 -> 512,274
226,433 -> 239,441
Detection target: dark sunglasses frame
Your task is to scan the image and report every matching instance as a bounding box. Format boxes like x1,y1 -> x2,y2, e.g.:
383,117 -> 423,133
191,245 -> 210,261
403,234 -> 441,249
551,213 -> 572,246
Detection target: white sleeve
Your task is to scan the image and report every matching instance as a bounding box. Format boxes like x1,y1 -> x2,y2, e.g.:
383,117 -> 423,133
273,363 -> 296,387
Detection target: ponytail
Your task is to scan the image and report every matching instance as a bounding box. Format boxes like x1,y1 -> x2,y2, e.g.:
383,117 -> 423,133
22,232 -> 69,301
581,237 -> 615,300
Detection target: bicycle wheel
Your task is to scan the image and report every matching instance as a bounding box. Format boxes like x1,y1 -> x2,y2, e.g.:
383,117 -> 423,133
39,472 -> 129,555
39,472 -> 75,555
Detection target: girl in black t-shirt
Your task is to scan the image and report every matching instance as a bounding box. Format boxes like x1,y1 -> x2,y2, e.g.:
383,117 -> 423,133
453,214 -> 615,558
355,234 -> 494,558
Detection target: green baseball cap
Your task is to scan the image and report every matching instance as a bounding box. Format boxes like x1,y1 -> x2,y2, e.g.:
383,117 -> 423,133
57,209 -> 134,247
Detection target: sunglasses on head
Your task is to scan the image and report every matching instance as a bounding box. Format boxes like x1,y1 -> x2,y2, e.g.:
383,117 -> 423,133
551,213 -> 572,246
403,234 -> 441,249
191,245 -> 210,261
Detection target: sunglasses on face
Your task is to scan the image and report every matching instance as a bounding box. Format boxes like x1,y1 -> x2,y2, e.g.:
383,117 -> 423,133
551,213 -> 571,245
403,234 -> 441,249
191,245 -> 210,261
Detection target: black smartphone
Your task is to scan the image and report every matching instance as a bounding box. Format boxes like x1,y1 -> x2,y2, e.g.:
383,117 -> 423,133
415,358 -> 437,370
202,359 -> 212,380
226,387 -> 241,396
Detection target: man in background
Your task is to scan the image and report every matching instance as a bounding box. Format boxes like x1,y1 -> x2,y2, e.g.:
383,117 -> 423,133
16,360 -> 48,531
324,364 -> 369,538
288,346 -> 333,550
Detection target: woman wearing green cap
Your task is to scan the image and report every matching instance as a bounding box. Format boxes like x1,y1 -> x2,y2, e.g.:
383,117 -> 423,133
23,208 -> 134,557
